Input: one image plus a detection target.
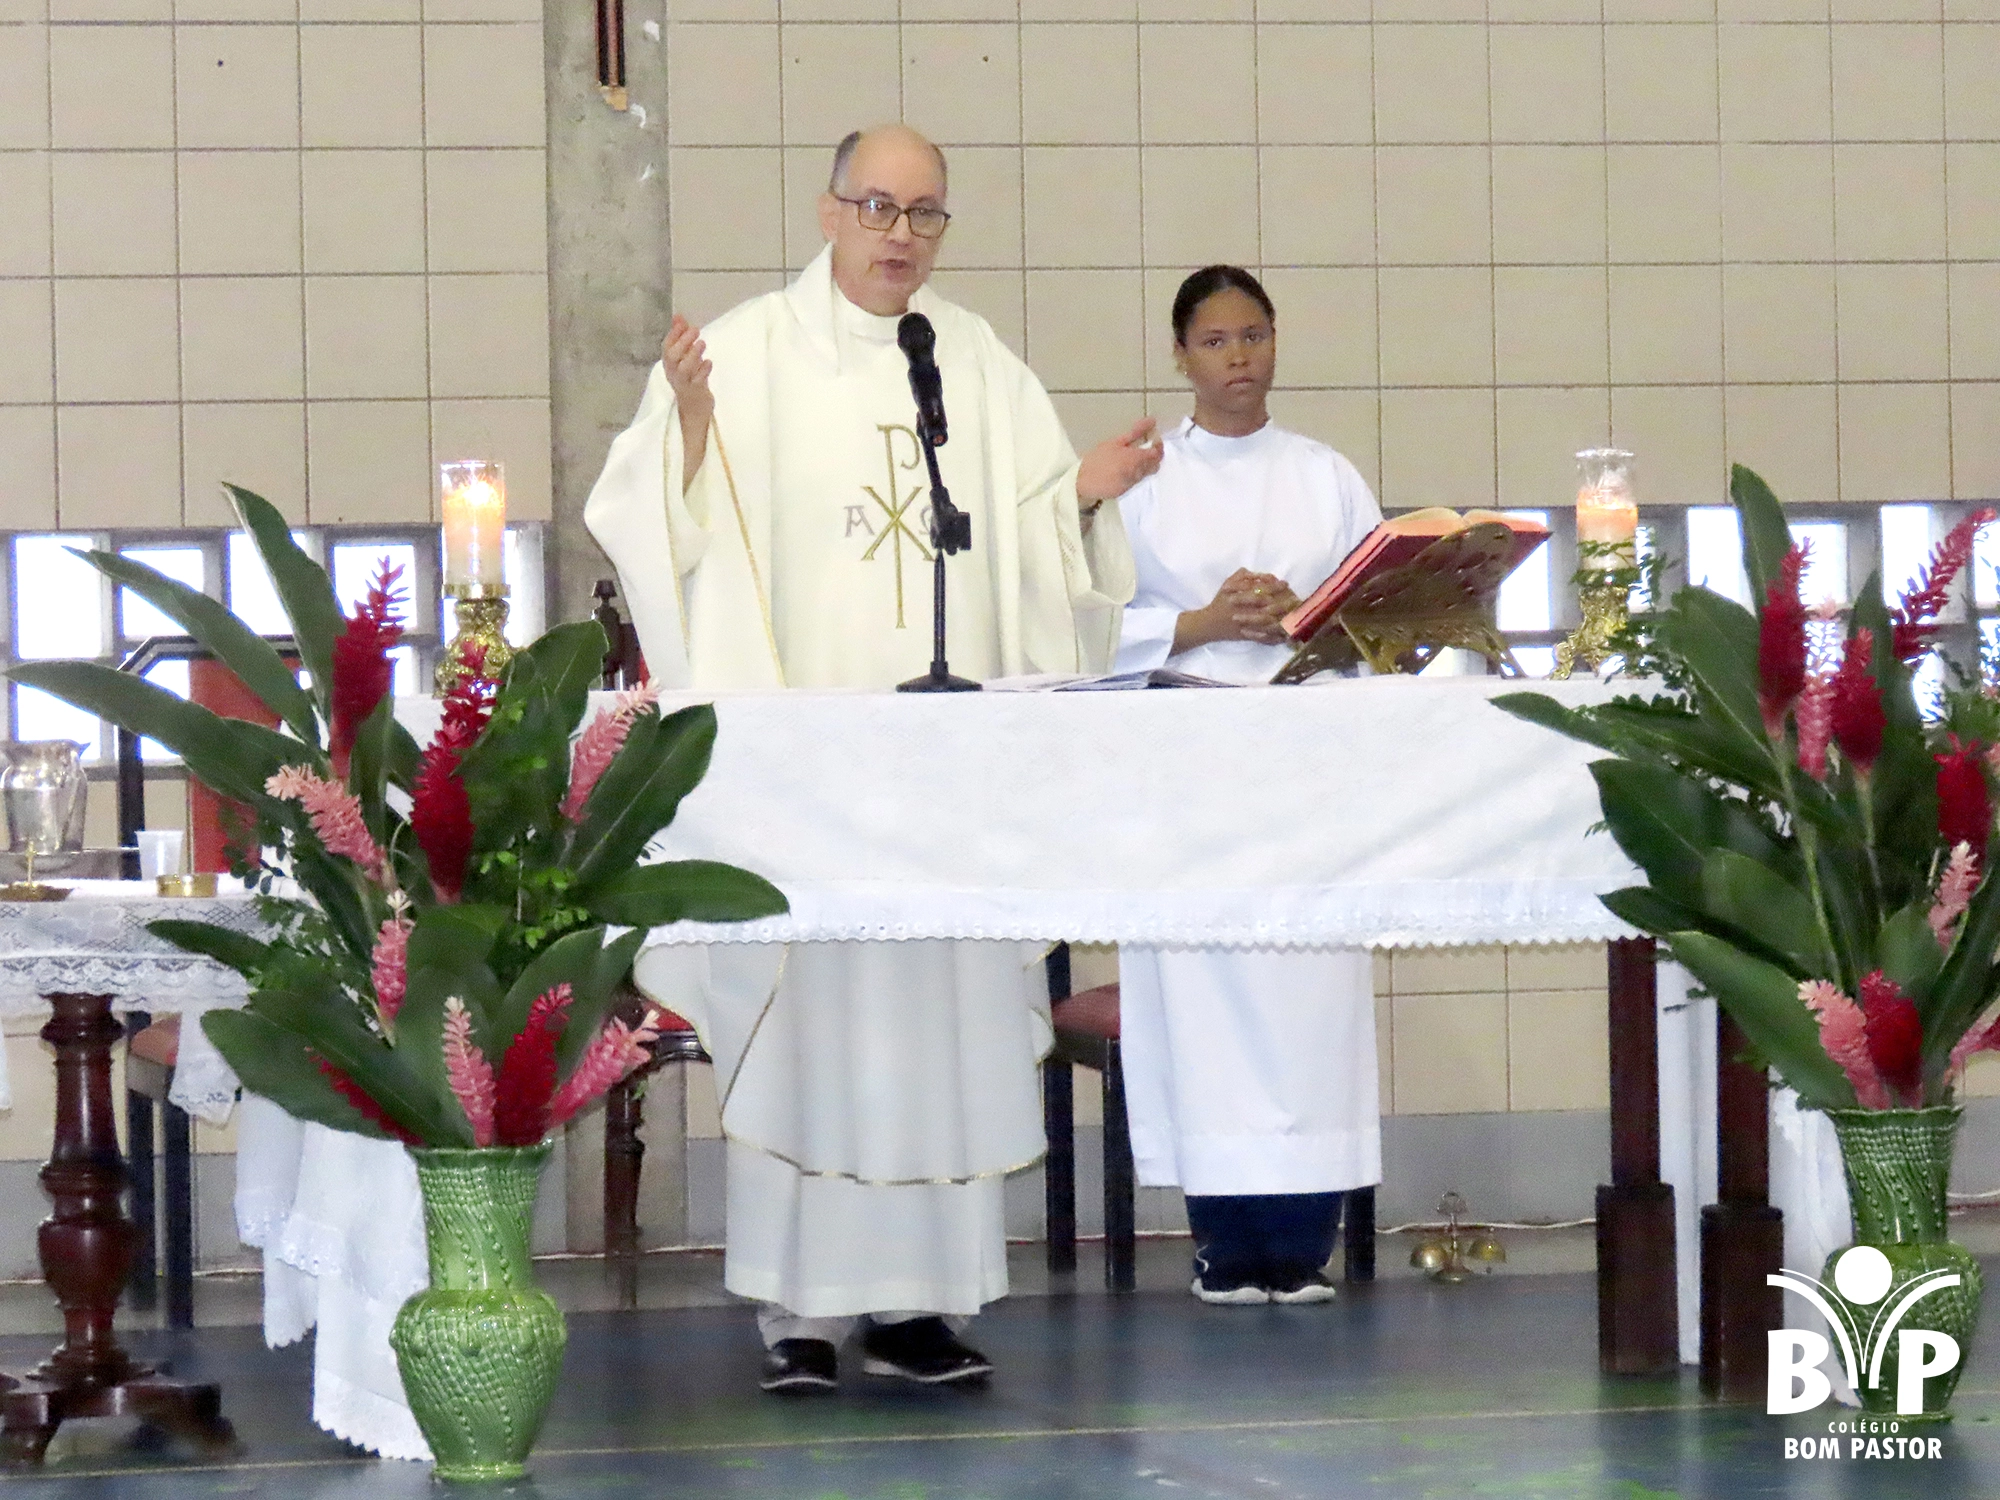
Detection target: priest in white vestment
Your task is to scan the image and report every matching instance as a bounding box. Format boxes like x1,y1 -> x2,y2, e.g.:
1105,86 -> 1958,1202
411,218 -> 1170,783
585,124 -> 1150,1391
1113,265 -> 1383,1304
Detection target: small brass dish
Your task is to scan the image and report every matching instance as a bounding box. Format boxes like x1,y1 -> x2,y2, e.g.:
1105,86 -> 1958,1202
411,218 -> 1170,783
0,881 -> 70,902
156,872 -> 218,898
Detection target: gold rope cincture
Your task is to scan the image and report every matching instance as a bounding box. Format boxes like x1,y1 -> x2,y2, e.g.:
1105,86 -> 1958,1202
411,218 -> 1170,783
708,422 -> 784,686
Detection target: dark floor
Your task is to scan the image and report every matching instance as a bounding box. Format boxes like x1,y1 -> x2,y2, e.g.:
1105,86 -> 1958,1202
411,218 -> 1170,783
4,1245 -> 1999,1499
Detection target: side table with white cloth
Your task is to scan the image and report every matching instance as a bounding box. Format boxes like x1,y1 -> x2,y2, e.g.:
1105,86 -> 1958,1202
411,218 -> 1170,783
227,676 -> 1830,1457
0,881 -> 256,1464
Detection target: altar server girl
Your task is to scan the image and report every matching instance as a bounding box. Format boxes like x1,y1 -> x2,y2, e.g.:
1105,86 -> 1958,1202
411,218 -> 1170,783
1115,264 -> 1383,1303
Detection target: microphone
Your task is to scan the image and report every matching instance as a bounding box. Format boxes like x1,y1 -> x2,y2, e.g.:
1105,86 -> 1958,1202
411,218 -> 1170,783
897,312 -> 948,446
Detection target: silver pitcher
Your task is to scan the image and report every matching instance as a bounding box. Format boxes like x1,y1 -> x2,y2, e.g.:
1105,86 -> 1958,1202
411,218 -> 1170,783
1,740 -> 88,862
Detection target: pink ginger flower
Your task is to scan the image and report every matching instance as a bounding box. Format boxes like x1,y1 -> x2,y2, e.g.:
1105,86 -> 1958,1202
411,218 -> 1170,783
1795,671 -> 1836,780
548,1010 -> 661,1128
1948,1007 -> 2000,1083
370,914 -> 412,1025
265,764 -> 388,885
561,682 -> 663,824
441,996 -> 497,1147
1929,842 -> 1980,950
1800,979 -> 1892,1109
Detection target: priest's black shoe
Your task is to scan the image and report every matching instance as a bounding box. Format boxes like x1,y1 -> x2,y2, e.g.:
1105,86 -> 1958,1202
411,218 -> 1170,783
760,1338 -> 839,1394
860,1317 -> 994,1386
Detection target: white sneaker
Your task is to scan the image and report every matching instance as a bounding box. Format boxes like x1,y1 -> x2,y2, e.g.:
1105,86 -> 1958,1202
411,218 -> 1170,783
1190,1276 -> 1270,1306
1268,1271 -> 1339,1305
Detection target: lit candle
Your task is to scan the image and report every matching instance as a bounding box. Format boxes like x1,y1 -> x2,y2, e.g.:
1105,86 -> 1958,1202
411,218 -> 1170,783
440,461 -> 506,591
1575,448 -> 1637,571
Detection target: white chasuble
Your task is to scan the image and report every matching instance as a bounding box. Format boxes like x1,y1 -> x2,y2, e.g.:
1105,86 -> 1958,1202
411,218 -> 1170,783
586,249 -> 1135,1317
1111,418 -> 1384,1198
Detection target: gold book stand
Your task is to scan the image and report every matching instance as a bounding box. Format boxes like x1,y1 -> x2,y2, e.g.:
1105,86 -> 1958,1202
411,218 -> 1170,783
1272,522 -> 1529,684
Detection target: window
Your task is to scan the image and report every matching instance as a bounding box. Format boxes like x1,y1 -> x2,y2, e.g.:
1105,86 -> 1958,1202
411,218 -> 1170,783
2,523 -> 549,769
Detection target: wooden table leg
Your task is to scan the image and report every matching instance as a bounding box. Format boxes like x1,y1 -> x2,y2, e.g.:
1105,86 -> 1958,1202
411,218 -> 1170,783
1597,938 -> 1679,1376
1700,1011 -> 1783,1401
1,994 -> 235,1466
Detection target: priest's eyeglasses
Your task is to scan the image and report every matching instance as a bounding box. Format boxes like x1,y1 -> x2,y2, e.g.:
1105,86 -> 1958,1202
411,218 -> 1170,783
835,195 -> 952,239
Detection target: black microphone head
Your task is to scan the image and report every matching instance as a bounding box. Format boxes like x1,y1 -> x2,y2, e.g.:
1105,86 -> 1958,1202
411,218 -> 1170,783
898,312 -> 936,360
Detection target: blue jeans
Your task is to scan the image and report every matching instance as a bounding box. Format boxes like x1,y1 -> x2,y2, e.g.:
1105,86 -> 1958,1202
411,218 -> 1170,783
1186,1192 -> 1344,1285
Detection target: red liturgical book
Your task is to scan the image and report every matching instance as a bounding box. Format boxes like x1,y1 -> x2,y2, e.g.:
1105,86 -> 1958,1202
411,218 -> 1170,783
1280,508 -> 1552,643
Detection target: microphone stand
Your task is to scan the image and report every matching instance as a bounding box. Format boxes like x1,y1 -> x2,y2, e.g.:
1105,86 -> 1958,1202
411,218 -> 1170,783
898,410 -> 979,693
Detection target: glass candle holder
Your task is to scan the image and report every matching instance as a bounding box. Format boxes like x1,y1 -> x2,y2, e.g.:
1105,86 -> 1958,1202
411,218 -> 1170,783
1575,448 -> 1637,571
440,461 -> 507,595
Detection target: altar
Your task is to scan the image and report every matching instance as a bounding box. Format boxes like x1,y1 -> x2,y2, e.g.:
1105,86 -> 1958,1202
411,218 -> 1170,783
7,675 -> 1763,1463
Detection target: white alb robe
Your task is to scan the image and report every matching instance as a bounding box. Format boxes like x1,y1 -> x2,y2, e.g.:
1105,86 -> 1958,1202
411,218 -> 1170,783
585,248 -> 1134,1318
1113,418 -> 1384,1197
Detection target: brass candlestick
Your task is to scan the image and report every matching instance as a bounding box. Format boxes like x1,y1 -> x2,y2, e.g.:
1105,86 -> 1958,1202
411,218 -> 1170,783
1552,574 -> 1630,681
436,583 -> 514,695
1410,1191 -> 1507,1284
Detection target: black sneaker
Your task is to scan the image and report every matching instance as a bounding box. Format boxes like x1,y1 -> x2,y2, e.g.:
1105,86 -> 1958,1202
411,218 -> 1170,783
860,1317 -> 994,1386
1267,1268 -> 1339,1305
759,1337 -> 838,1394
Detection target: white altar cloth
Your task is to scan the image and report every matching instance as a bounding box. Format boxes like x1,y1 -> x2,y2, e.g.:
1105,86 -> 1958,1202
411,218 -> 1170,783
0,880 -> 256,1118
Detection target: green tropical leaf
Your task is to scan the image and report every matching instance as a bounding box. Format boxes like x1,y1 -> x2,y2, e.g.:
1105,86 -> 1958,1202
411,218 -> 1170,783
487,925 -> 628,1062
585,859 -> 788,928
569,706 -> 717,891
8,661 -> 302,807
76,547 -> 320,747
553,928 -> 649,1083
1876,900 -> 1944,1007
392,959 -> 495,1141
227,484 -> 342,714
1665,931 -> 1857,1110
1592,758 -> 1789,907
146,919 -> 271,979
201,1010 -> 394,1139
1655,588 -> 1769,756
1919,848 -> 2000,1079
1599,885 -> 1709,938
1732,464 -> 1795,606
1698,849 -> 1833,978
458,621 -> 610,853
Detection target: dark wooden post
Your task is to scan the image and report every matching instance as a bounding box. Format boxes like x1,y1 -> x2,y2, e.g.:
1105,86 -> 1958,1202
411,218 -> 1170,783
1597,937 -> 1679,1375
1101,1043 -> 1136,1294
1700,1012 -> 1784,1400
1042,945 -> 1077,1275
2,994 -> 233,1465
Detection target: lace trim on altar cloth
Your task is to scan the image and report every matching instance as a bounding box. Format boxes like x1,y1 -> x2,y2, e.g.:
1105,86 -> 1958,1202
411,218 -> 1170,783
314,1371 -> 432,1462
646,878 -> 1641,949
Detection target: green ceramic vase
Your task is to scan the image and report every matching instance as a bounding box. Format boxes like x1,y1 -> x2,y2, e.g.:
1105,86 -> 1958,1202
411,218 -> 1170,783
389,1143 -> 567,1481
1821,1107 -> 1983,1424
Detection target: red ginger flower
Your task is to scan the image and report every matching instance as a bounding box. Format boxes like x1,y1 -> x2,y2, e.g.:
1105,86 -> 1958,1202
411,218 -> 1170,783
1795,671 -> 1835,780
549,1010 -> 660,1127
1936,735 -> 1994,857
1859,970 -> 1924,1107
1758,543 -> 1810,739
1801,980 -> 1891,1110
561,681 -> 662,823
1930,841 -> 1980,950
266,765 -> 388,884
493,983 -> 573,1147
411,649 -> 494,903
329,560 -> 406,773
370,914 -> 411,1025
442,996 -> 498,1147
317,1057 -> 419,1143
1829,627 -> 1885,776
1892,509 -> 1996,663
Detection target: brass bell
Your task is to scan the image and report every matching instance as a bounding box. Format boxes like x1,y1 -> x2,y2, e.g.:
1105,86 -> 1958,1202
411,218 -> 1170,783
1410,1239 -> 1449,1274
1466,1233 -> 1507,1268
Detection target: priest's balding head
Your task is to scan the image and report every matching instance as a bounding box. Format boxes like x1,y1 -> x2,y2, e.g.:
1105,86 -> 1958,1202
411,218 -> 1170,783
818,124 -> 950,317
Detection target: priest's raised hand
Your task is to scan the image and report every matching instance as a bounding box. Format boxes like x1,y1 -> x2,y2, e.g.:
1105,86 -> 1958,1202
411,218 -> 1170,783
1079,417 -> 1163,511
661,314 -> 713,490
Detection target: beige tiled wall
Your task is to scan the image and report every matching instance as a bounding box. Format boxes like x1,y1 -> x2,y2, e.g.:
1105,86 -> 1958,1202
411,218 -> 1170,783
658,6 -> 2000,512
0,0 -> 552,531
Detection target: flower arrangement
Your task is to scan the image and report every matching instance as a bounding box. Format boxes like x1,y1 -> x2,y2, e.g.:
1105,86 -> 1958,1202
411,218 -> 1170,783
9,486 -> 786,1146
1497,467 -> 2000,1113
